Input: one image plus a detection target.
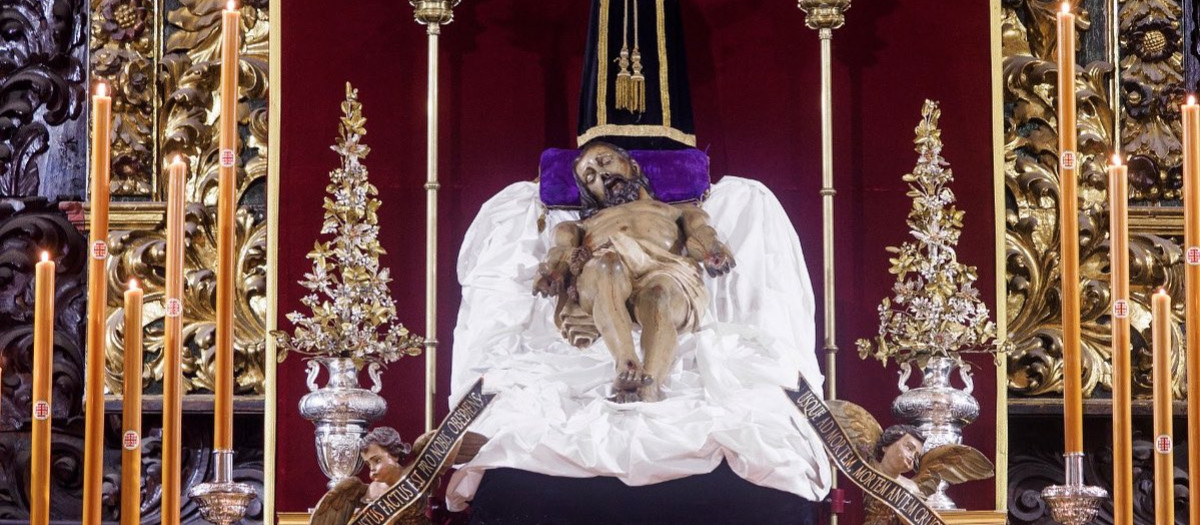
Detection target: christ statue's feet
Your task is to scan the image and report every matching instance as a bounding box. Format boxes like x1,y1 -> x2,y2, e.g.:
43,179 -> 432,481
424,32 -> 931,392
614,369 -> 653,392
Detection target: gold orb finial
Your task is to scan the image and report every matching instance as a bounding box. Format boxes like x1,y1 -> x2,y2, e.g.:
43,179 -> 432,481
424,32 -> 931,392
411,0 -> 461,29
798,0 -> 850,31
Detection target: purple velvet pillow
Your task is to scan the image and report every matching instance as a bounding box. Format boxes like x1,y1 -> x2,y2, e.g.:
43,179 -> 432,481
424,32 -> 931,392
538,148 -> 710,208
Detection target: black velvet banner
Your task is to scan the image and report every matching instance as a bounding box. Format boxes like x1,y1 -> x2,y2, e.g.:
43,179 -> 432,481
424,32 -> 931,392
349,379 -> 495,525
785,378 -> 947,525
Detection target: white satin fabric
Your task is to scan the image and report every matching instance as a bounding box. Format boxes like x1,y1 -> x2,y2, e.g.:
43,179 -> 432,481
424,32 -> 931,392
445,177 -> 832,511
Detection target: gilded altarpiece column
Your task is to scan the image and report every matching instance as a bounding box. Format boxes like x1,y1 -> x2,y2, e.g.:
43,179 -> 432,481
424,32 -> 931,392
1003,0 -> 1195,523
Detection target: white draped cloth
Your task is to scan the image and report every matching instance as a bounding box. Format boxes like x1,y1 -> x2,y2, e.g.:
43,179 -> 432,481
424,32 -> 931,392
445,176 -> 832,511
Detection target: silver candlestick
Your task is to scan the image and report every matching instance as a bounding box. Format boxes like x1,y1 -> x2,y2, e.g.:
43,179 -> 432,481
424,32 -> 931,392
1041,453 -> 1107,525
189,449 -> 258,525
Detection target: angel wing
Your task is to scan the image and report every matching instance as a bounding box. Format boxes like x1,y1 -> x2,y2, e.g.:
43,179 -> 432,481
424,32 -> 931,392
826,400 -> 883,460
310,477 -> 369,525
911,444 -> 995,496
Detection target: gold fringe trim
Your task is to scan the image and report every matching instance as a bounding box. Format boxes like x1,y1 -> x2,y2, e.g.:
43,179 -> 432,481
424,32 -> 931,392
577,124 -> 696,147
655,0 -> 670,126
597,0 -> 610,125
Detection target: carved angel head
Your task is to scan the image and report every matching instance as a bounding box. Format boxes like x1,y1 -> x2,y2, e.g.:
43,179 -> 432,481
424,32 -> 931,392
874,424 -> 924,477
360,426 -> 411,485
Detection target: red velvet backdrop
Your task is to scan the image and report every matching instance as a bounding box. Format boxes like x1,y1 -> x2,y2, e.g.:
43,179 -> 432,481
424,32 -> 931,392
278,1 -> 996,522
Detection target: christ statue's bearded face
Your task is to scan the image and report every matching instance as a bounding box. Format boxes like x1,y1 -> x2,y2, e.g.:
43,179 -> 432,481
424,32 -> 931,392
573,143 -> 649,209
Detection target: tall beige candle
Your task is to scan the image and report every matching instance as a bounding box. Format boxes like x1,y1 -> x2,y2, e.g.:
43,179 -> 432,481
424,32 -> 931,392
214,0 -> 240,452
1056,1 -> 1083,454
1184,94 -> 1200,525
162,157 -> 186,525
120,279 -> 143,525
31,252 -> 54,525
1108,154 -> 1132,525
1152,289 -> 1174,524
83,80 -> 111,525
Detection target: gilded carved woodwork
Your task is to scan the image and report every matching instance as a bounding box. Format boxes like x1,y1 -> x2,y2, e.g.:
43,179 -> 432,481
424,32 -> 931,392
1003,0 -> 1190,398
1118,0 -> 1184,203
0,200 -> 266,524
102,202 -> 268,395
90,0 -> 272,395
90,0 -> 157,197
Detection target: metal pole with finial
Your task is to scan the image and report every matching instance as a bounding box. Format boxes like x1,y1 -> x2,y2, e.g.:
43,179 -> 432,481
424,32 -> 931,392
796,0 -> 849,521
411,0 -> 460,432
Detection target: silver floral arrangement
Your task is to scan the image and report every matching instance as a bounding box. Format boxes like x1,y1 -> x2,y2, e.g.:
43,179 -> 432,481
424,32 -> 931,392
272,83 -> 423,367
855,100 -> 1001,368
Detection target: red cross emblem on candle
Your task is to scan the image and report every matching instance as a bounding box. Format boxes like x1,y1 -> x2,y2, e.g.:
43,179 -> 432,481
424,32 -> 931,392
33,401 -> 50,420
1188,247 -> 1200,265
1061,151 -> 1077,170
123,430 -> 140,450
1113,299 -> 1129,319
166,298 -> 183,318
91,240 -> 107,260
1156,434 -> 1172,454
220,149 -> 236,167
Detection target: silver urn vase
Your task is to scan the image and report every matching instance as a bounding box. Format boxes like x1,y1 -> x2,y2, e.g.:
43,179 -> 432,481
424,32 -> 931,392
299,357 -> 388,489
891,355 -> 979,510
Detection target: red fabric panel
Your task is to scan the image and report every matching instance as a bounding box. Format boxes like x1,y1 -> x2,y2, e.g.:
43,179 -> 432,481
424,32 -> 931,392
279,0 -> 996,520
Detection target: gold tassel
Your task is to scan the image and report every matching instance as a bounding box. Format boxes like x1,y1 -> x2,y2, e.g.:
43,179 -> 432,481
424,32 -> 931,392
627,0 -> 645,113
630,49 -> 645,113
616,49 -> 631,111
614,0 -> 633,111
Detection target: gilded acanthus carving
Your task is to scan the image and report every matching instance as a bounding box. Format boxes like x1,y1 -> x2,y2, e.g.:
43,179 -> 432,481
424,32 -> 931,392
101,202 -> 268,395
0,0 -> 87,197
1003,0 -> 1190,399
91,0 -> 272,395
90,0 -> 270,200
1118,0 -> 1183,203
90,0 -> 157,197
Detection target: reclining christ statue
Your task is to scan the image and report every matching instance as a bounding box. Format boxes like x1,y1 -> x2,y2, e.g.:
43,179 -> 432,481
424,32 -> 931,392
534,141 -> 735,403
443,0 -> 831,517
